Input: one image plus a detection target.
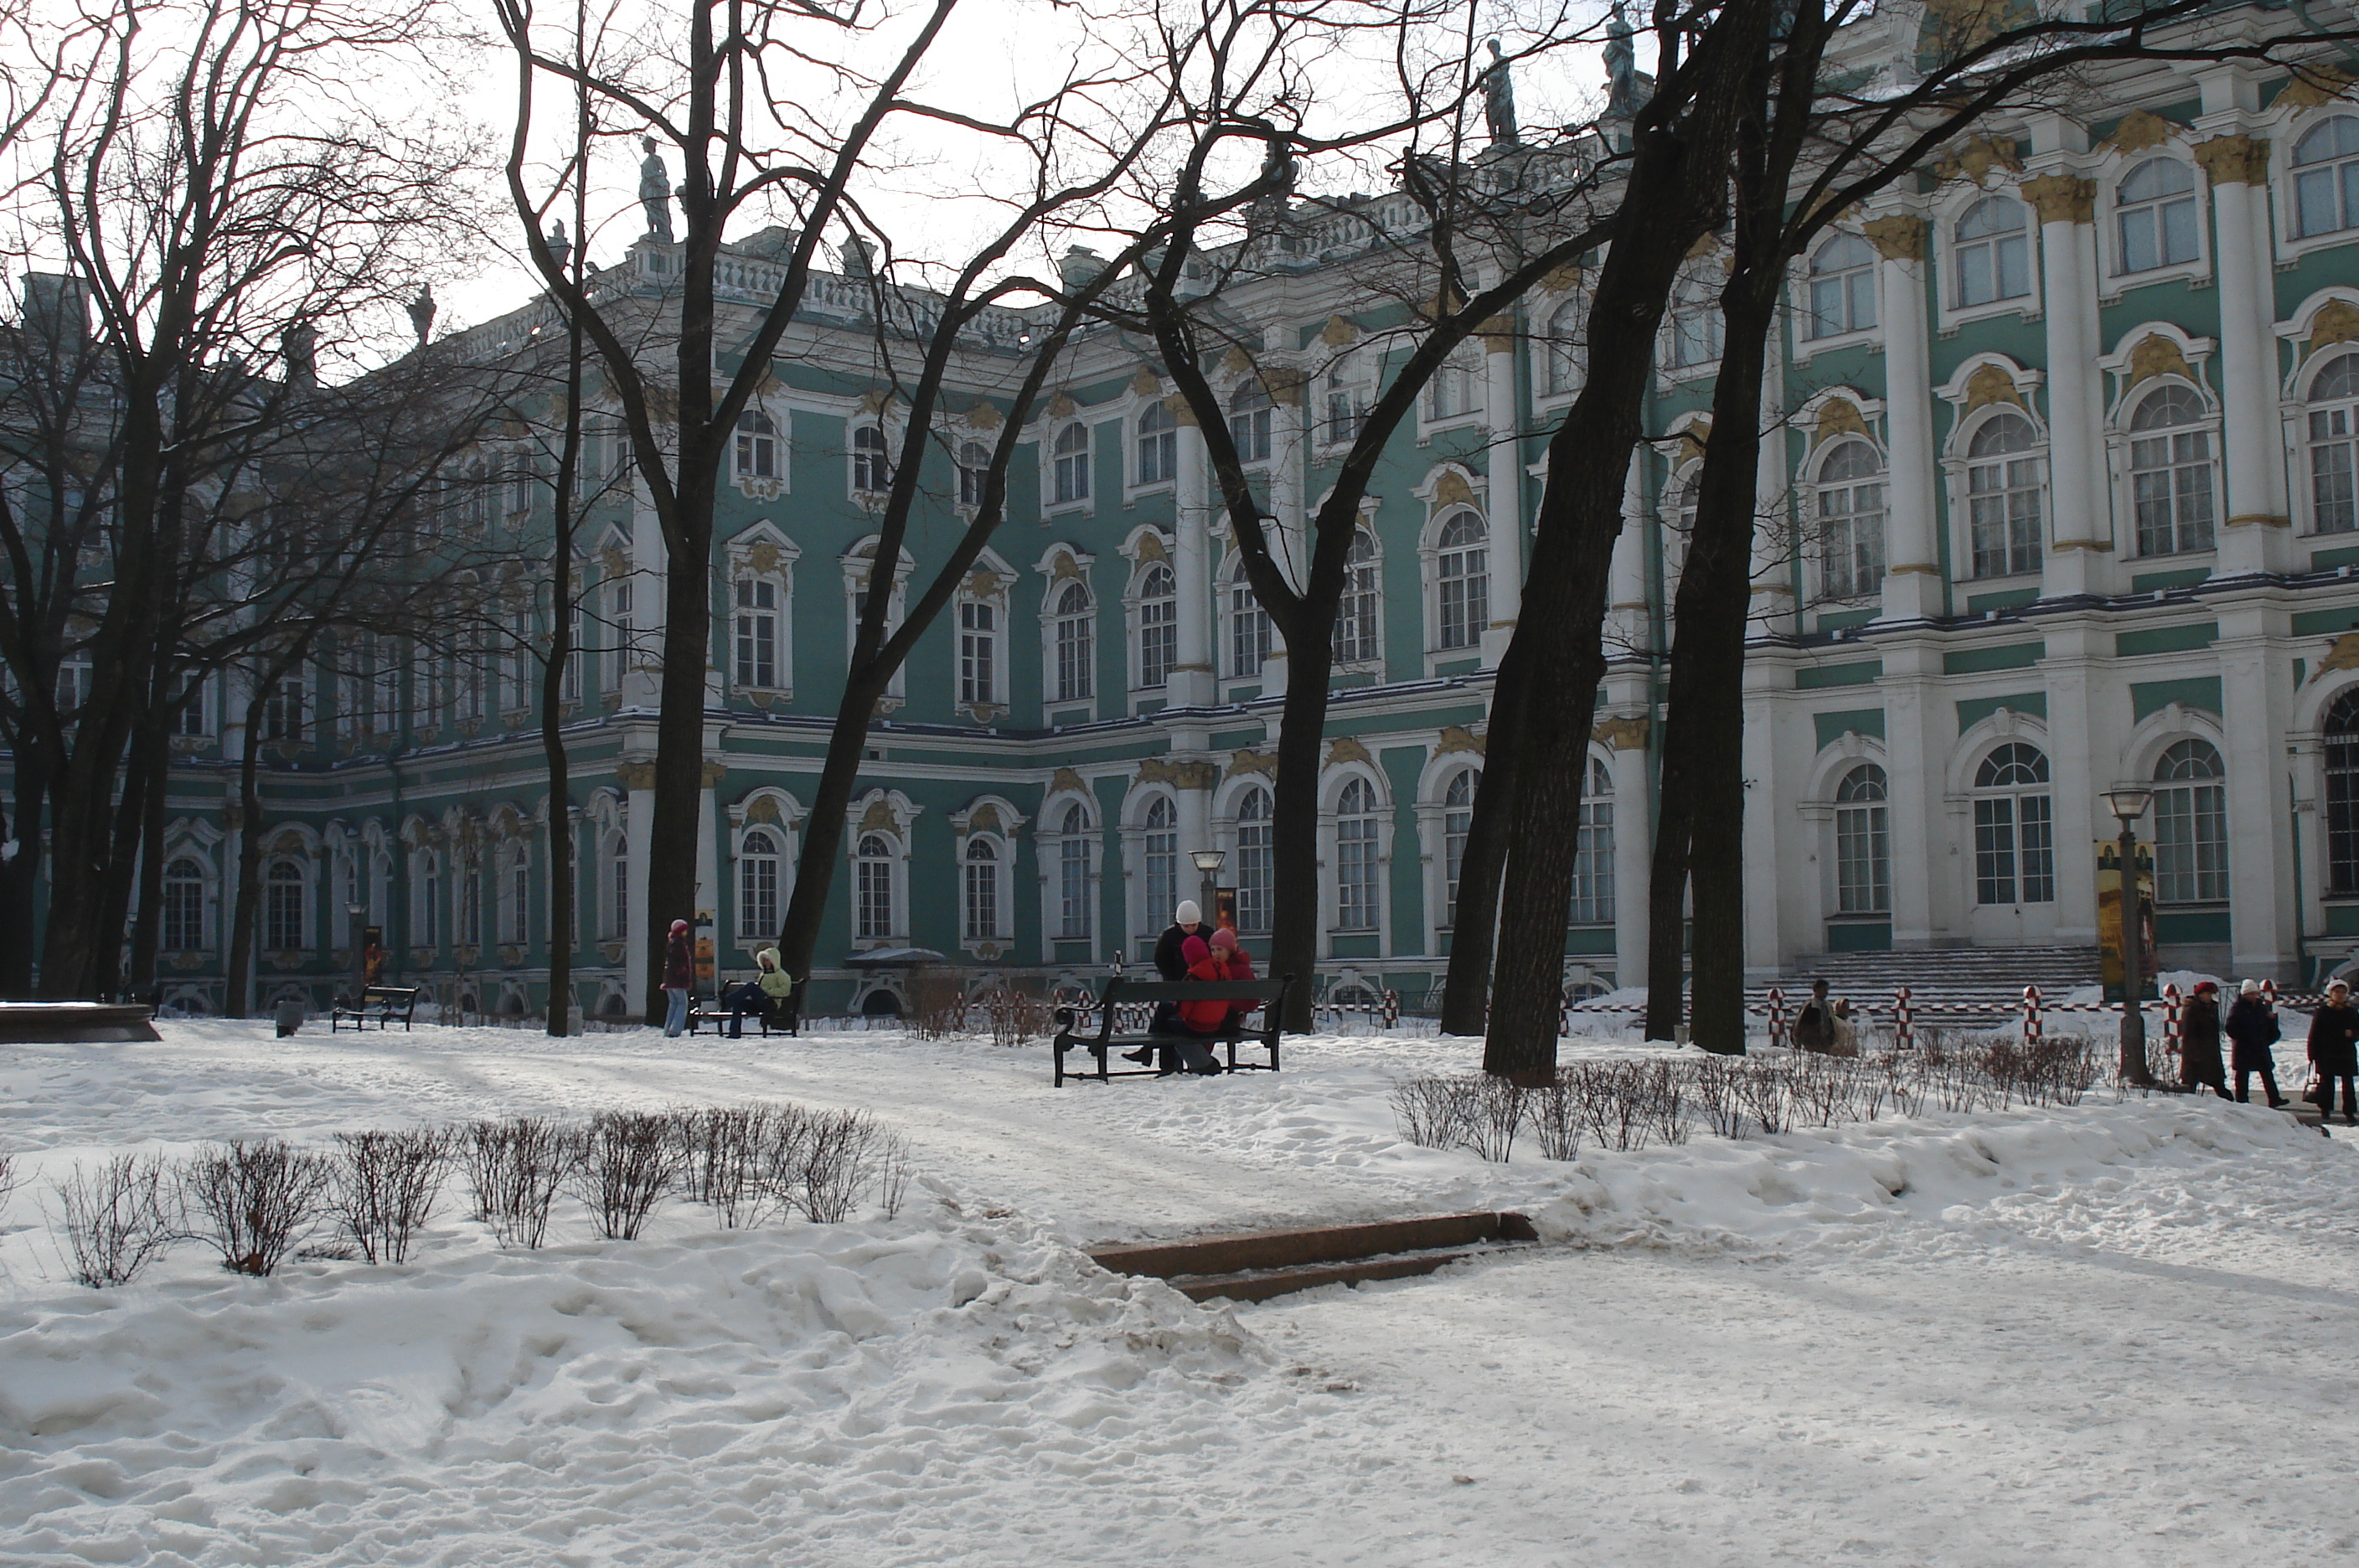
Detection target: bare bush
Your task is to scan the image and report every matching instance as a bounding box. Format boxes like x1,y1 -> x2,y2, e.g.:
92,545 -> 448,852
795,1108 -> 889,1224
574,1111 -> 689,1240
1691,1056 -> 1750,1140
979,982 -> 1054,1049
874,1132 -> 915,1220
1789,1055 -> 1858,1129
332,1127 -> 453,1264
467,1117 -> 581,1249
1458,1076 -> 1523,1163
1390,1075 -> 1470,1150
0,1147 -> 18,1215
679,1105 -> 773,1228
53,1153 -> 178,1288
183,1138 -> 336,1276
1522,1076 -> 1583,1161
1646,1061 -> 1691,1146
908,967 -> 971,1040
1880,1051 -> 1928,1119
1734,1060 -> 1790,1137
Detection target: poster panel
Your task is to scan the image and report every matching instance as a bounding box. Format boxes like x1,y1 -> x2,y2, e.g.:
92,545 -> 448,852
2096,840 -> 2158,1003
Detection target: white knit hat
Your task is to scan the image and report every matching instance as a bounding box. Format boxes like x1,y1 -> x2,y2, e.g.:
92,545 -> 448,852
2240,978 -> 2261,995
1174,900 -> 1202,925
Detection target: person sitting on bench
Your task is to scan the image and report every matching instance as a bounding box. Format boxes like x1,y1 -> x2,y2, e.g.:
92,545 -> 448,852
725,946 -> 793,1039
1207,928 -> 1261,1029
1157,933 -> 1233,1076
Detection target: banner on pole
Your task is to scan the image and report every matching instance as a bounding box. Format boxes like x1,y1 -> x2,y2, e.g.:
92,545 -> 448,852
2096,840 -> 2157,1003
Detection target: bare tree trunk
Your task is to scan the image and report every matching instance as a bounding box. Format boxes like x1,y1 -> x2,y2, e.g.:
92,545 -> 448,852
1438,650 -> 1529,1034
0,756 -> 45,997
224,708 -> 266,1019
126,725 -> 170,1002
1642,800 -> 1691,1040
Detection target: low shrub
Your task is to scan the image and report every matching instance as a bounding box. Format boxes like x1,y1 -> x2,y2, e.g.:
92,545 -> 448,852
467,1116 -> 581,1249
182,1138 -> 336,1276
574,1110 -> 689,1240
332,1127 -> 454,1265
54,1153 -> 178,1288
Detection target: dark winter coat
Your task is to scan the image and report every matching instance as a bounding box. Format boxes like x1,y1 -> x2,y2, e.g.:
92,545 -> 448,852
2224,995 -> 2280,1071
1152,922 -> 1200,982
662,930 -> 694,990
2178,995 -> 2224,1087
2309,1001 -> 2359,1075
1791,994 -> 1835,1051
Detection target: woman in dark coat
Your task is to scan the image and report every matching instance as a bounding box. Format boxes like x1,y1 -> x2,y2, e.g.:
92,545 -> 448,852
2224,980 -> 2287,1107
1123,900 -> 1206,1065
2177,981 -> 2228,1098
661,918 -> 694,1038
2308,979 -> 2359,1125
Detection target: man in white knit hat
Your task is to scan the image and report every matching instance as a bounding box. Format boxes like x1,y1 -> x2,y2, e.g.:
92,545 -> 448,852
1123,900 -> 1205,1063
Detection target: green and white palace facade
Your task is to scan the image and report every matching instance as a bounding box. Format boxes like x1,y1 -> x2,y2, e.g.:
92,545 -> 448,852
97,34 -> 2359,1016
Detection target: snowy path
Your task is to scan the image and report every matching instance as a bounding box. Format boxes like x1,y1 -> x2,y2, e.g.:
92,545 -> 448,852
2,1021 -> 2355,1565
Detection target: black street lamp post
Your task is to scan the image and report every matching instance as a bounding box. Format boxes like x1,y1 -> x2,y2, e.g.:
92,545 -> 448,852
2103,786 -> 2157,1089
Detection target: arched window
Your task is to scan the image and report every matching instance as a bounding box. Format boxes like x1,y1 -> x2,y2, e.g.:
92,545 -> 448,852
2129,384 -> 2215,556
605,575 -> 634,693
1545,298 -> 1586,394
854,833 -> 896,940
1142,797 -> 1177,931
1136,401 -> 1177,484
852,423 -> 891,494
1134,562 -> 1176,689
1572,756 -> 1615,926
1236,787 -> 1273,935
163,857 -> 207,952
1334,777 -> 1381,931
739,827 -> 781,941
1227,560 -> 1271,678
1806,233 -> 1877,339
2294,116 -> 2359,238
2308,350 -> 2359,534
413,849 -> 441,947
958,594 -> 999,706
504,846 -> 530,944
1334,529 -> 1381,664
1966,410 -> 2043,578
265,859 -> 307,952
1426,353 -> 1483,420
1954,197 -> 2031,307
1972,742 -> 2053,905
601,831 -> 627,941
1050,579 -> 1094,703
1056,803 -> 1092,939
2326,690 -> 2359,895
1835,765 -> 1891,914
734,409 -> 777,478
734,575 -> 780,689
2153,739 -> 2227,904
1324,348 -> 1368,442
1227,380 -> 1272,463
2117,158 -> 2199,272
1668,273 -> 1723,368
1052,420 -> 1091,504
1816,440 -> 1886,599
1442,770 -> 1477,928
963,838 -> 1000,942
1435,512 -> 1489,652
958,440 -> 989,508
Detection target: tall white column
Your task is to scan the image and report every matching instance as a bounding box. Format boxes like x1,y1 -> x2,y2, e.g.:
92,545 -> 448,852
1481,317 -> 1523,667
622,768 -> 651,1014
2218,609 -> 2296,975
1879,639 -> 1942,948
1609,450 -> 1650,652
1751,322 -> 1795,635
1169,411 -> 1215,707
1609,735 -> 1651,989
2200,133 -> 2289,576
2039,631 -> 2102,944
1866,213 -> 1941,622
2026,172 -> 2111,598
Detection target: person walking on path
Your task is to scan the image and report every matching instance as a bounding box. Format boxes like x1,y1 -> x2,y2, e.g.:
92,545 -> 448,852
725,946 -> 792,1039
2225,979 -> 2288,1107
1791,979 -> 1835,1052
2178,980 -> 2230,1099
2307,977 -> 2359,1125
661,918 -> 694,1038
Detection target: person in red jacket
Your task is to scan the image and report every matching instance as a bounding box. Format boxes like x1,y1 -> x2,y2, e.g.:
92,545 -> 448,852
1209,928 -> 1259,1029
1154,934 -> 1228,1075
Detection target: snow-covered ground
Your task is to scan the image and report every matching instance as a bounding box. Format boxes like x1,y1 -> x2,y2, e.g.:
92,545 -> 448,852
2,1020 -> 2353,1565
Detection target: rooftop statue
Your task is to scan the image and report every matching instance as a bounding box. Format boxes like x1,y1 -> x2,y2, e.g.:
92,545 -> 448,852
1482,39 -> 1520,147
639,136 -> 674,244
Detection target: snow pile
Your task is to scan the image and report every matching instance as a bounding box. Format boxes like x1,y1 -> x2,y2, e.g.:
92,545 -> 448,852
0,1188 -> 1257,1565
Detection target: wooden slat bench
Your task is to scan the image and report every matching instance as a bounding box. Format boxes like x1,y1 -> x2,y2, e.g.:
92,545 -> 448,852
688,981 -> 801,1039
1052,974 -> 1293,1086
330,986 -> 421,1032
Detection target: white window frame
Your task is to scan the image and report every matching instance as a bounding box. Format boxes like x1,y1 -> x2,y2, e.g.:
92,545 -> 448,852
1128,559 -> 1178,696
1049,420 -> 1092,511
2103,154 -> 2208,293
1040,798 -> 1097,947
1812,437 -> 1889,604
1794,232 -> 1880,355
1939,191 -> 2041,330
1949,406 -> 2047,582
2279,112 -> 2359,264
1324,772 -> 1387,944
1422,507 -> 1490,661
2115,379 -> 2220,560
1125,792 -> 1181,944
1041,572 -> 1097,714
732,405 -> 786,497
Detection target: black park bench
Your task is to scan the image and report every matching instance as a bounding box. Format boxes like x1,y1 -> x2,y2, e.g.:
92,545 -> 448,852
687,977 -> 801,1039
330,985 -> 421,1032
1052,973 -> 1294,1086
